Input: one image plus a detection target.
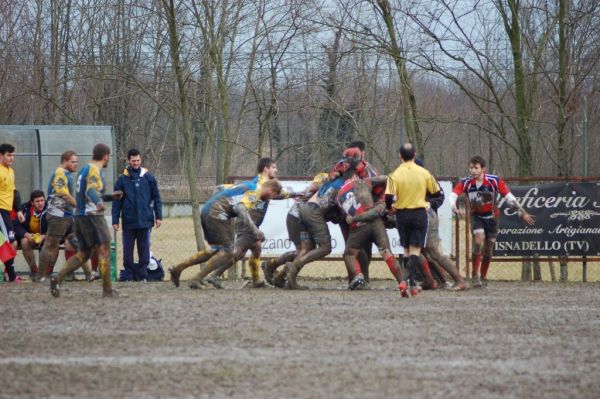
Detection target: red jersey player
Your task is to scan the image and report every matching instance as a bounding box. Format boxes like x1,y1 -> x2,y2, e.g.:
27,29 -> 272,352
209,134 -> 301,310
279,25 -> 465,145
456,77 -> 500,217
449,156 -> 535,287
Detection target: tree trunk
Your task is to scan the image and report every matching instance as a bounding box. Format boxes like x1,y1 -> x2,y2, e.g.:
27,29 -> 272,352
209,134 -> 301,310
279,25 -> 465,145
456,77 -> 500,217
163,0 -> 205,250
375,0 -> 423,157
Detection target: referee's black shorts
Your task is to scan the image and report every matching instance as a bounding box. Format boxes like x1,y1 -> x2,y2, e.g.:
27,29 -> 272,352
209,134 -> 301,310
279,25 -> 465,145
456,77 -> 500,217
395,208 -> 428,248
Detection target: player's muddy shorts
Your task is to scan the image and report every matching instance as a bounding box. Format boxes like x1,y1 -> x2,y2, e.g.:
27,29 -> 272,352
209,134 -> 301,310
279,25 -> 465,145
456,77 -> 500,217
298,203 -> 330,247
286,213 -> 306,248
46,214 -> 74,238
234,219 -> 260,249
395,208 -> 428,248
201,213 -> 234,248
471,214 -> 498,242
75,215 -> 111,250
347,218 -> 390,252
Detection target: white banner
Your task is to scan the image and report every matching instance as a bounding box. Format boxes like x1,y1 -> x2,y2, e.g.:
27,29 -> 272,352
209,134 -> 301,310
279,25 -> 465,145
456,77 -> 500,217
259,180 -> 454,257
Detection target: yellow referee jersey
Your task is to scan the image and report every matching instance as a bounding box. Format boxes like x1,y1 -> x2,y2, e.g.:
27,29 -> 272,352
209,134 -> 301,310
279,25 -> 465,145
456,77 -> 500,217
0,164 -> 15,211
385,161 -> 440,209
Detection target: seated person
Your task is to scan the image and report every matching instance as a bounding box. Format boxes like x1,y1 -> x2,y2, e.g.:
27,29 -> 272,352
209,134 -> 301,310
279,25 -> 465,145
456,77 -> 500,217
14,190 -> 47,280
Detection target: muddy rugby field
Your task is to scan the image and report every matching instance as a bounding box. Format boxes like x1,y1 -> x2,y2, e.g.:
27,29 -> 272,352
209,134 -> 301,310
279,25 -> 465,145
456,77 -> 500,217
1,279 -> 599,398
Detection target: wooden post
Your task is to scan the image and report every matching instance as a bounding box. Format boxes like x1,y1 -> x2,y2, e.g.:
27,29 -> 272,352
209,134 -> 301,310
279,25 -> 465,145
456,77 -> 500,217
559,255 -> 568,282
549,258 -> 556,282
582,256 -> 587,283
533,255 -> 542,281
521,258 -> 531,282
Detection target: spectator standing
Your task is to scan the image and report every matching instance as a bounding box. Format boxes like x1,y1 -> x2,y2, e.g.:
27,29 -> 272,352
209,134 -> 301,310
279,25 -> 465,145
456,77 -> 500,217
112,149 -> 162,281
14,190 -> 47,280
0,143 -> 23,282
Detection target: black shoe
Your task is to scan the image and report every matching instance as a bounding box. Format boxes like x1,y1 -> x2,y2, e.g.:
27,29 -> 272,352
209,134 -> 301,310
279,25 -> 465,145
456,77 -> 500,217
188,281 -> 204,290
206,274 -> 224,289
348,273 -> 365,291
50,278 -> 61,298
261,261 -> 275,285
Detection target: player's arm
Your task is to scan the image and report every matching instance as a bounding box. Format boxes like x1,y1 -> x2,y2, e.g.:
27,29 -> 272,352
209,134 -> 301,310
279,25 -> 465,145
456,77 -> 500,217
14,190 -> 25,222
111,176 -> 124,229
501,180 -> 535,225
348,202 -> 387,224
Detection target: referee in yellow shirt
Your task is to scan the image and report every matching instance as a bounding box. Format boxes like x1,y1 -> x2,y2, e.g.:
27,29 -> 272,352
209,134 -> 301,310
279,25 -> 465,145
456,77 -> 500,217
385,143 -> 443,296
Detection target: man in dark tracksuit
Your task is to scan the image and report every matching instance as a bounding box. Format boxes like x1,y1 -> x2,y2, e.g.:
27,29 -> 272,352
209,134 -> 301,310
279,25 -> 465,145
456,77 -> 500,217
112,149 -> 162,281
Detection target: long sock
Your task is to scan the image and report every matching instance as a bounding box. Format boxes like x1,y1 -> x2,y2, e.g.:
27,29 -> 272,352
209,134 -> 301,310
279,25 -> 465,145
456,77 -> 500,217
91,254 -> 98,272
481,258 -> 491,279
472,254 -> 482,277
408,255 -> 422,287
174,249 -> 215,272
56,254 -> 85,283
248,257 -> 261,282
38,249 -> 55,277
384,256 -> 403,283
98,258 -> 112,293
81,261 -> 93,280
420,257 -> 436,288
5,264 -> 17,281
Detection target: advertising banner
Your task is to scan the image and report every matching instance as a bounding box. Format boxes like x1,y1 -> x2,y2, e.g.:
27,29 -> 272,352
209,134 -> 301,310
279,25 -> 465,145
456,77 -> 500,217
260,180 -> 454,257
494,182 -> 600,256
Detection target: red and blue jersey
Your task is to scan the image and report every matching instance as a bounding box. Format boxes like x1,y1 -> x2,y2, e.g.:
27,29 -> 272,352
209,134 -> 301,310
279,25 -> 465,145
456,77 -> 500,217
453,174 -> 510,217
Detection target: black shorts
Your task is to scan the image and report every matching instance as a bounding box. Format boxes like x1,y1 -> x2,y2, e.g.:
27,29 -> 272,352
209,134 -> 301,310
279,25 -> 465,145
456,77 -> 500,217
395,208 -> 428,248
0,209 -> 16,243
298,203 -> 330,247
347,219 -> 390,253
75,215 -> 111,250
201,213 -> 234,248
471,214 -> 498,241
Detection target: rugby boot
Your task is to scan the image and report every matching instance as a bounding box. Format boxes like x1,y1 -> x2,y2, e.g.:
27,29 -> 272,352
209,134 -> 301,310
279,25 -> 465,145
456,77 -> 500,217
242,280 -> 266,289
348,273 -> 366,291
206,274 -> 224,289
188,280 -> 204,290
471,276 -> 483,289
261,260 -> 276,285
271,270 -> 286,288
480,278 -> 489,288
410,285 -> 422,297
169,267 -> 181,288
284,262 -> 307,290
399,281 -> 409,298
50,278 -> 61,298
451,280 -> 469,291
